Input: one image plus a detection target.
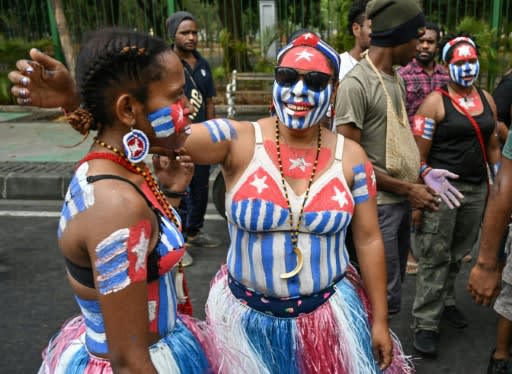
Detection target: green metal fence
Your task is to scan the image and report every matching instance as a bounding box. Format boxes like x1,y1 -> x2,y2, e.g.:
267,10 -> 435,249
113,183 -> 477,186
1,0 -> 511,77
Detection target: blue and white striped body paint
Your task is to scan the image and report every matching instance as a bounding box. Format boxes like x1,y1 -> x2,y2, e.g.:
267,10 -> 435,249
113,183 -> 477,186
352,161 -> 377,204
58,162 -> 95,238
273,80 -> 332,130
412,115 -> 436,140
201,118 -> 237,143
225,136 -> 354,298
95,221 -> 150,295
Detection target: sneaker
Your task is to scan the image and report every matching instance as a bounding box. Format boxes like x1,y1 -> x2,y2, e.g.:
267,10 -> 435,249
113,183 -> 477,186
181,251 -> 194,267
413,330 -> 439,357
442,305 -> 468,328
186,231 -> 221,248
487,350 -> 510,374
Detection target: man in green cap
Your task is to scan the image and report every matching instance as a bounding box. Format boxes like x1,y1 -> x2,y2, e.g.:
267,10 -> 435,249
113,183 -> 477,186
334,0 -> 441,355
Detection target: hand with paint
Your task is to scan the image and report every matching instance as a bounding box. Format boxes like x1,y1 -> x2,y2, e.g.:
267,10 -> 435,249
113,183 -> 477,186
423,168 -> 464,208
8,48 -> 79,111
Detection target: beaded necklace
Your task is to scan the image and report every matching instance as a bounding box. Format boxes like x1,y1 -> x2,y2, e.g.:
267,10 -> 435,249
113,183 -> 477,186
275,119 -> 321,279
93,137 -> 180,229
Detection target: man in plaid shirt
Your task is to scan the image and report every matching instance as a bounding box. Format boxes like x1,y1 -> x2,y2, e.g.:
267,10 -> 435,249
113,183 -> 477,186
398,21 -> 449,126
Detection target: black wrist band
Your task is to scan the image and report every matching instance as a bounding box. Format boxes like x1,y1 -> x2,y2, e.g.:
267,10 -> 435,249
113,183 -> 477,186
162,189 -> 187,198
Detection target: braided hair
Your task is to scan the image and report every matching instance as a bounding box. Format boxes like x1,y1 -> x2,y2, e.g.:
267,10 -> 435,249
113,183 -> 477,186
70,28 -> 170,135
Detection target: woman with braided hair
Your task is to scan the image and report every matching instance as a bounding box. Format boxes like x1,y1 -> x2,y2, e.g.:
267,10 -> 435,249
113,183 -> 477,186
9,28 -> 226,373
10,30 -> 413,373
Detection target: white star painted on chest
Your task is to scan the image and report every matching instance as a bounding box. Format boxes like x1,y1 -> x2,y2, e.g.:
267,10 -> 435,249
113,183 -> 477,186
458,97 -> 476,109
295,48 -> 314,62
250,174 -> 268,194
289,156 -> 312,172
132,231 -> 149,271
331,187 -> 348,208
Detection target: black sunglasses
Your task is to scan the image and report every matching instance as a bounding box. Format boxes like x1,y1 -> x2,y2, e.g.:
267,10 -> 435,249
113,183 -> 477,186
274,67 -> 332,92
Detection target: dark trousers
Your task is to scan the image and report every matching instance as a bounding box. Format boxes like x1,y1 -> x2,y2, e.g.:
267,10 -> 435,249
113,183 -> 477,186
179,164 -> 210,238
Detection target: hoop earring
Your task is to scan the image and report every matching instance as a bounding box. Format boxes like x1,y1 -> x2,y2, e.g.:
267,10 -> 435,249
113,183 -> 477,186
123,128 -> 149,163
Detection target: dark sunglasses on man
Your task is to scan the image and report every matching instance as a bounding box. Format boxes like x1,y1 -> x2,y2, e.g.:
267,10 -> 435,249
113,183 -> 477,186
274,67 -> 332,92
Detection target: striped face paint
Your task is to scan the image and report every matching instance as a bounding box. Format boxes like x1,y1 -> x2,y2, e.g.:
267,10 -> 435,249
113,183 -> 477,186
95,220 -> 151,295
147,100 -> 190,138
351,161 -> 377,204
412,115 -> 435,140
272,80 -> 332,130
202,118 -> 237,143
448,44 -> 479,88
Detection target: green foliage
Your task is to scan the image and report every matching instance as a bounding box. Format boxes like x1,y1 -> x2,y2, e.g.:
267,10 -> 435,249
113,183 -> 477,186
326,0 -> 352,53
451,16 -> 510,90
455,17 -> 496,76
0,37 -> 54,105
212,65 -> 226,82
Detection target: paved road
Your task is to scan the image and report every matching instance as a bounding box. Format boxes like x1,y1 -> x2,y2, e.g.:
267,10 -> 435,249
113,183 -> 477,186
0,112 -> 499,373
0,198 -> 497,373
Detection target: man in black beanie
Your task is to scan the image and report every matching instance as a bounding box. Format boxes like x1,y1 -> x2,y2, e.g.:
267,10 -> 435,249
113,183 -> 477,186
166,11 -> 220,261
335,0 -> 441,355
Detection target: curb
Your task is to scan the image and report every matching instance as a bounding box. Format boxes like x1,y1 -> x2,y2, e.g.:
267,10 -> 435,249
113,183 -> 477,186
0,162 -> 75,200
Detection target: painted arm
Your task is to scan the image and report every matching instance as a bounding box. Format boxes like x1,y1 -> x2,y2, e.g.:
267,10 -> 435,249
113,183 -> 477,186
343,140 -> 392,370
84,187 -> 160,373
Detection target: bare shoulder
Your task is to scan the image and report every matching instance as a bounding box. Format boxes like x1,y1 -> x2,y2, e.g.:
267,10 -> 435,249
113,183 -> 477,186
417,90 -> 444,119
87,178 -> 154,229
342,136 -> 368,161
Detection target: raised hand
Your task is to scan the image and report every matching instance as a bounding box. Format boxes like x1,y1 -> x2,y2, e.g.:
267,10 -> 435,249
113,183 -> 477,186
8,48 -> 79,111
423,169 -> 464,209
152,151 -> 194,194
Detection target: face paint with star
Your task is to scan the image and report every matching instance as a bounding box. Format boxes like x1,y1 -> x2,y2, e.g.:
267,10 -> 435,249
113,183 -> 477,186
273,46 -> 333,130
448,43 -> 480,88
147,100 -> 190,138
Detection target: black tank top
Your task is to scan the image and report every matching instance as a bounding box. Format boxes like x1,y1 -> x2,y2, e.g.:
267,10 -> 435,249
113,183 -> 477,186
428,86 -> 494,184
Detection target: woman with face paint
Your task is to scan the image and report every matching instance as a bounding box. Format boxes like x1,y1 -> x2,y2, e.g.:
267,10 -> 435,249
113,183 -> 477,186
7,28 -> 229,373
10,33 -> 412,373
410,33 -> 502,357
191,33 -> 410,374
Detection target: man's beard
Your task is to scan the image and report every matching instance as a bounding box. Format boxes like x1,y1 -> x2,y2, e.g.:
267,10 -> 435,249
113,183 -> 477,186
416,51 -> 434,65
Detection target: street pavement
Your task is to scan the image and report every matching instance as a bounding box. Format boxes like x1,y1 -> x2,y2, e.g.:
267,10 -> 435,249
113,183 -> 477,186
0,109 -> 499,373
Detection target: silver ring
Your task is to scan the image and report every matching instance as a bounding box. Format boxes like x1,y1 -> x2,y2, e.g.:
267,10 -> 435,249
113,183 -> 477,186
20,77 -> 29,86
175,155 -> 182,161
19,88 -> 27,98
21,97 -> 31,105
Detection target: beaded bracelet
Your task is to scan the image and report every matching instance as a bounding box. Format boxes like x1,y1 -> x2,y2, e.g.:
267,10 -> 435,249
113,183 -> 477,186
419,162 -> 432,178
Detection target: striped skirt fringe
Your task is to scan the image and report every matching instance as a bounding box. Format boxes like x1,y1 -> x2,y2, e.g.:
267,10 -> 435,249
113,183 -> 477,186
206,264 -> 414,374
37,314 -> 215,373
